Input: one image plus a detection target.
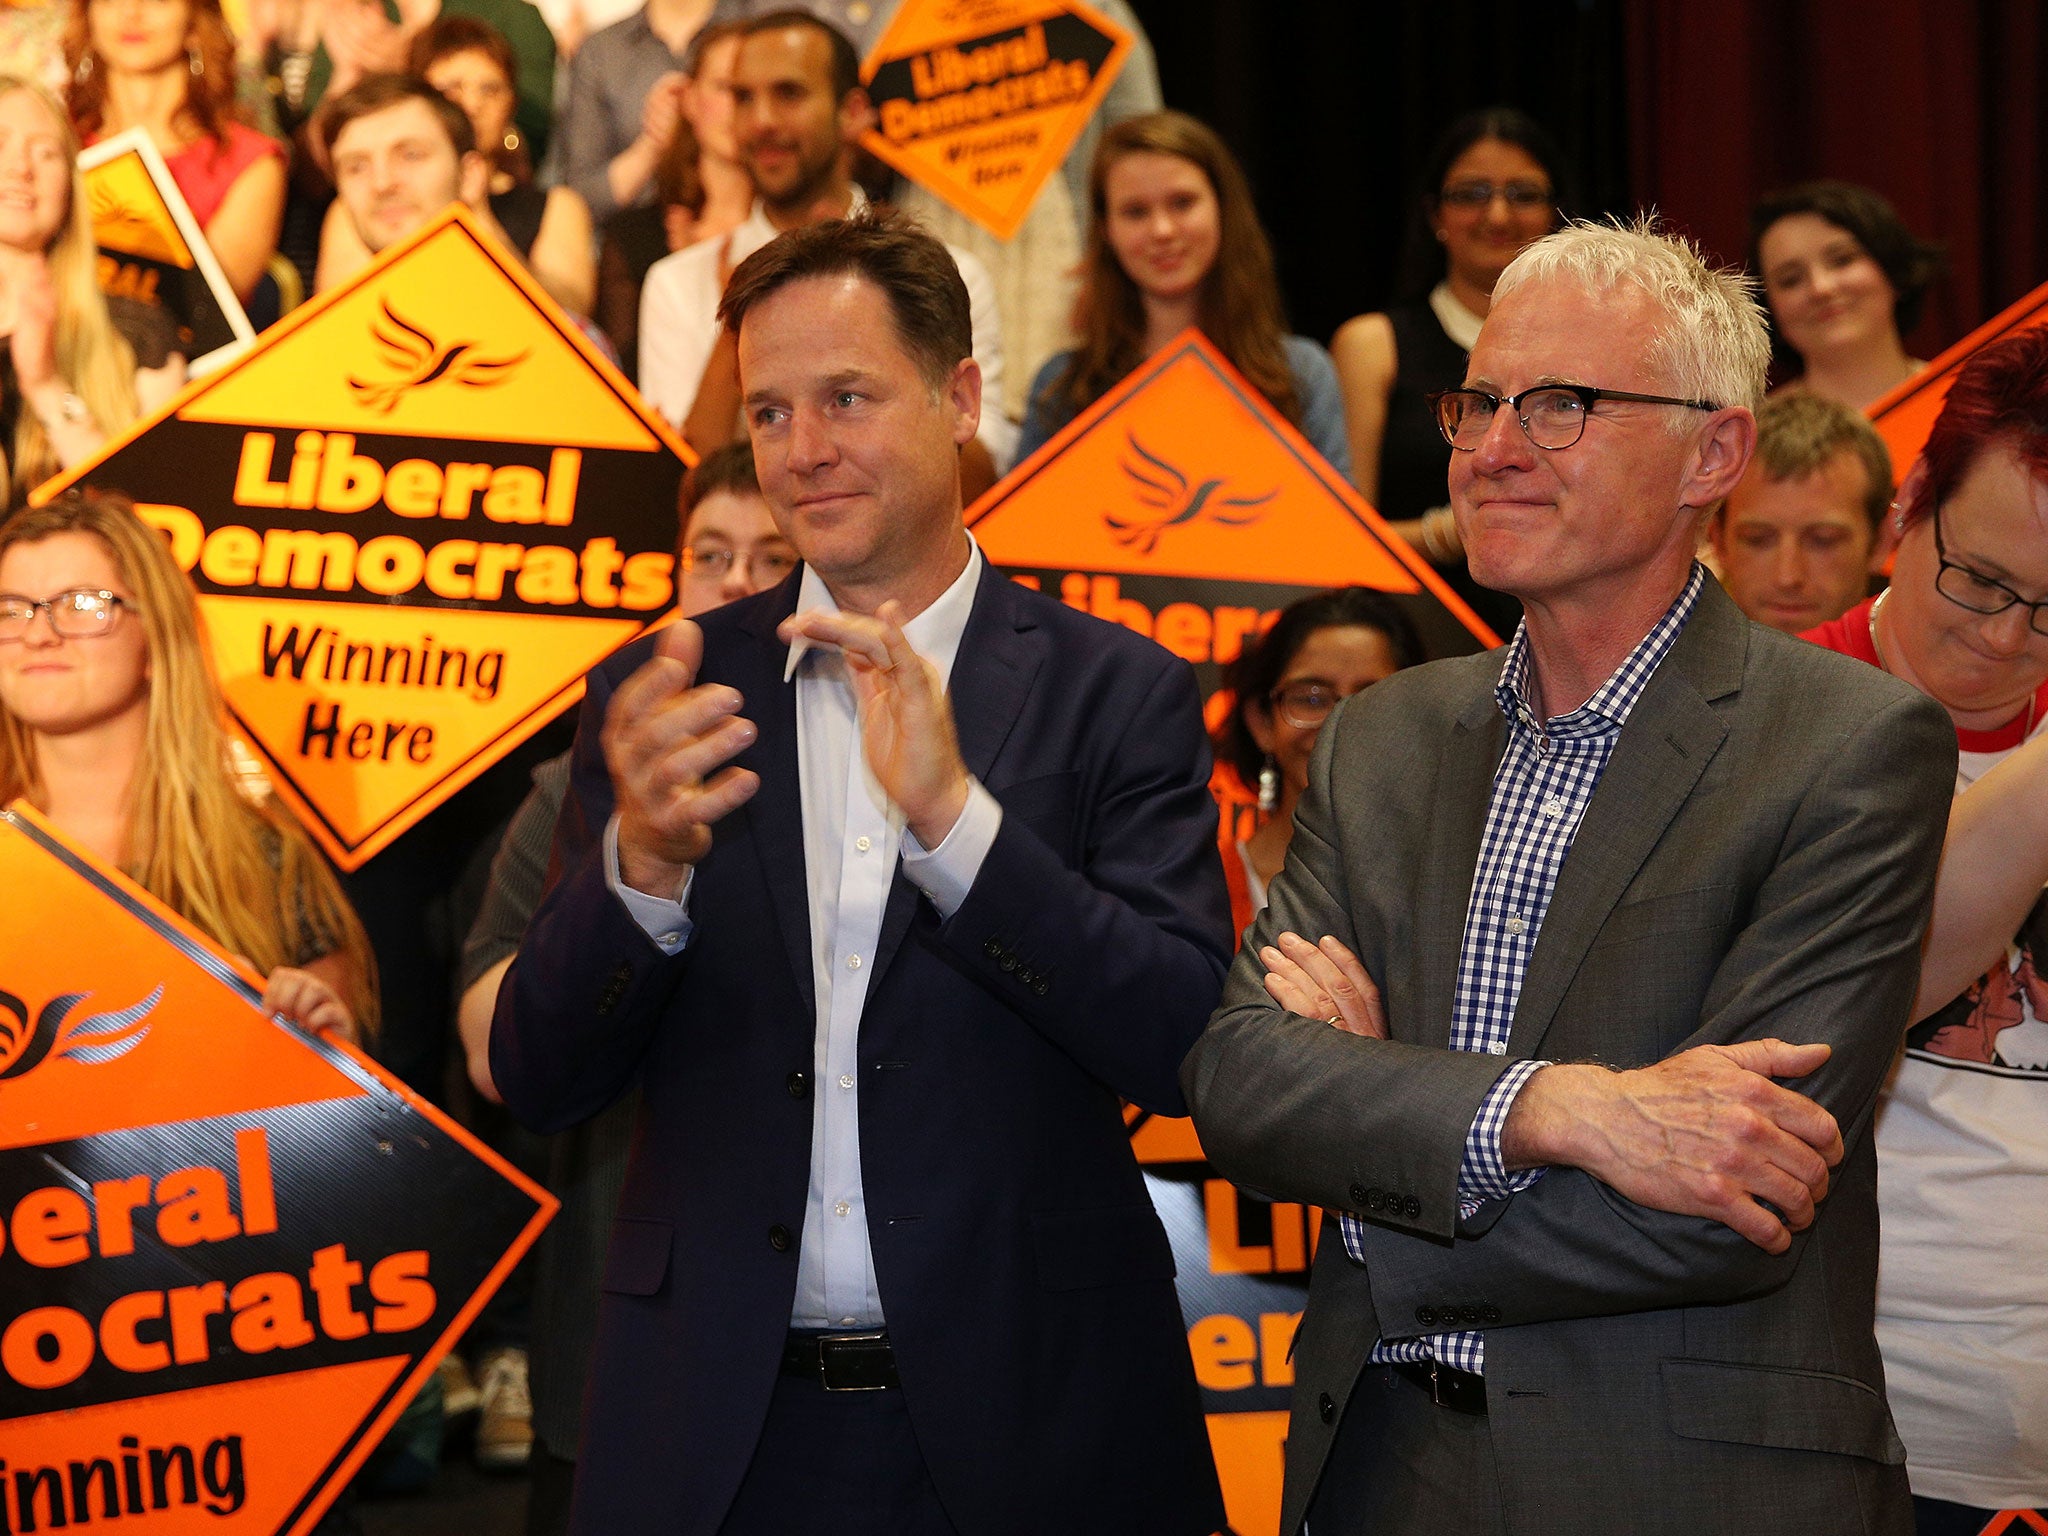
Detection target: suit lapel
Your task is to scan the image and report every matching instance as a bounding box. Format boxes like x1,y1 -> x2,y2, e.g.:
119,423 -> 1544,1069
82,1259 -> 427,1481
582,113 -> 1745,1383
1409,672 -> 1506,1049
869,566 -> 1043,987
733,583 -> 815,1019
1505,582 -> 1747,1059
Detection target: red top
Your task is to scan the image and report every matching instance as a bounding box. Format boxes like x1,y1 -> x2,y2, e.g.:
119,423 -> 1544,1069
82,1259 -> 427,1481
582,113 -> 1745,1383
161,121 -> 283,229
1803,595 -> 2048,753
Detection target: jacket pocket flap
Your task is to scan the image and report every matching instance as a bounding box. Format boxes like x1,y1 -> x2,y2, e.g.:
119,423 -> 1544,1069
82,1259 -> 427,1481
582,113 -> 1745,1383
1662,1358 -> 1905,1464
1031,1204 -> 1176,1292
600,1217 -> 673,1297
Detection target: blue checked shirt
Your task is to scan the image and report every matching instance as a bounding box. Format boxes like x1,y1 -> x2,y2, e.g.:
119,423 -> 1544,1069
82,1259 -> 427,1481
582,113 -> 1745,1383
1348,564 -> 1706,1376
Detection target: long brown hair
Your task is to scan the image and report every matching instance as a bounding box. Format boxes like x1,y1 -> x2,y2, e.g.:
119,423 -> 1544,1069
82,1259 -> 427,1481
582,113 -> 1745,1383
66,0 -> 244,146
1056,110 -> 1299,424
0,78 -> 141,502
0,491 -> 378,1028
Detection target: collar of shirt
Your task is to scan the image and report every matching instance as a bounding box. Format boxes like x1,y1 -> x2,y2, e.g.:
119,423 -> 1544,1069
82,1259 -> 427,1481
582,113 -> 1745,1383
1494,562 -> 1707,742
783,534 -> 984,689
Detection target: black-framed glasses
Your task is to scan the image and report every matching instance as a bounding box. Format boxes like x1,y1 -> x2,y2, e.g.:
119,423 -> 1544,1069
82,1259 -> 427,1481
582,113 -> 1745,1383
1270,681 -> 1370,731
1439,179 -> 1553,211
1932,503 -> 2048,636
1430,384 -> 1721,452
0,588 -> 130,641
681,545 -> 800,586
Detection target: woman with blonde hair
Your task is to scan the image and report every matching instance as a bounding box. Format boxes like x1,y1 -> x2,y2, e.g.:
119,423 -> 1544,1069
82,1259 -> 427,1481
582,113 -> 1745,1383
1016,108 -> 1350,473
0,77 -> 184,507
66,0 -> 287,301
0,488 -> 374,1037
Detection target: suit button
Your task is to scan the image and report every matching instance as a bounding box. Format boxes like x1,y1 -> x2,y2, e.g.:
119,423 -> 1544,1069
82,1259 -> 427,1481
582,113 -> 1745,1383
768,1224 -> 793,1252
1402,1196 -> 1421,1219
1363,1188 -> 1383,1211
998,954 -> 1017,973
786,1071 -> 809,1100
1481,1306 -> 1501,1325
1348,1183 -> 1369,1207
1317,1392 -> 1335,1424
1416,1307 -> 1438,1326
1458,1307 -> 1481,1326
983,937 -> 1002,959
1033,978 -> 1048,997
1016,965 -> 1036,986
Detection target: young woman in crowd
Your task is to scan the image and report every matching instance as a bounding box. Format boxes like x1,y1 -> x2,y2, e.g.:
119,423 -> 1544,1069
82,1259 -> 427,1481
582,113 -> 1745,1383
0,489 -> 376,1039
1750,179 -> 1944,411
66,0 -> 286,300
1016,108 -> 1350,475
1213,586 -> 1420,935
409,14 -> 591,313
1804,328 -> 2048,1535
1328,106 -> 1569,638
0,77 -> 184,507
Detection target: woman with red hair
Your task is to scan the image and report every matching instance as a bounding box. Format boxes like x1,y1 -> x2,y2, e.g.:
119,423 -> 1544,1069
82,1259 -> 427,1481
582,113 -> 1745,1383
67,0 -> 286,301
1805,327 -> 2048,1533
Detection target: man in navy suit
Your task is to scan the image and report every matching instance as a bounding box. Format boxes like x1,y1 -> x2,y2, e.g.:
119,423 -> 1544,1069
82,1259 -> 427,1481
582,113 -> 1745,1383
491,207 -> 1230,1535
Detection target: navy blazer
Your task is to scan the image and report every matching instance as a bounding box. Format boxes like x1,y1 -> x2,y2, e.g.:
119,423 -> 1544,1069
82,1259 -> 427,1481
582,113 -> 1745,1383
493,562 -> 1232,1535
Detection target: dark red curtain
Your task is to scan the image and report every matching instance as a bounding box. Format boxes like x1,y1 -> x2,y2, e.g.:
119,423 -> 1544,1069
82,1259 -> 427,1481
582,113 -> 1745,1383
1626,0 -> 2048,358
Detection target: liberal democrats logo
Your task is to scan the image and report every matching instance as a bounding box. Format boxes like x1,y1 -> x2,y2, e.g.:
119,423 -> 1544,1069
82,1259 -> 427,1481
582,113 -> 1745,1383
1105,431 -> 1277,555
347,301 -> 529,414
0,986 -> 163,1080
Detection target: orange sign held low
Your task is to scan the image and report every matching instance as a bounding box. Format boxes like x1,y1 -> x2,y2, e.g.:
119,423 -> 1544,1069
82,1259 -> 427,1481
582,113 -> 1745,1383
0,804 -> 554,1536
859,0 -> 1131,239
975,330 -> 1497,1536
1869,278 -> 2048,481
35,205 -> 693,869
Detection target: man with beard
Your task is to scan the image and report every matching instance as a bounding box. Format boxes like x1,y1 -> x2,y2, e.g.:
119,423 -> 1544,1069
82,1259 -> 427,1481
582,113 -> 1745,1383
635,10 -> 1012,475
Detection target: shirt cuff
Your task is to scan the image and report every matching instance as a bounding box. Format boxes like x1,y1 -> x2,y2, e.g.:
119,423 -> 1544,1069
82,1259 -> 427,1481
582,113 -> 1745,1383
1457,1057 -> 1550,1205
604,814 -> 694,956
900,778 -> 1002,920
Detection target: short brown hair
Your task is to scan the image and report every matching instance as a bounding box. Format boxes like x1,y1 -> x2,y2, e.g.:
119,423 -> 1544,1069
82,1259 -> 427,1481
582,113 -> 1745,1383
1747,392 -> 1893,531
320,72 -> 476,162
680,441 -> 762,524
718,207 -> 971,390
740,9 -> 861,102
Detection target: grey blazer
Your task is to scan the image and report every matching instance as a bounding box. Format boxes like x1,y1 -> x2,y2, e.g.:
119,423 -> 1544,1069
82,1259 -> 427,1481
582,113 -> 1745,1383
1184,579 -> 1956,1536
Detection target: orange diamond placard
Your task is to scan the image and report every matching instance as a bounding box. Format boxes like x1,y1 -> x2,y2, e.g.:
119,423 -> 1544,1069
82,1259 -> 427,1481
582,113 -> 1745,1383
0,804 -> 554,1536
859,0 -> 1131,239
1869,278 -> 2048,485
82,127 -> 256,375
973,332 -> 1496,1536
36,205 -> 693,870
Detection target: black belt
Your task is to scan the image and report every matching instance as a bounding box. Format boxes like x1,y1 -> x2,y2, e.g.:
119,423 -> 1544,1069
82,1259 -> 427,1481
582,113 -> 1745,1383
1392,1358 -> 1487,1415
781,1330 -> 899,1391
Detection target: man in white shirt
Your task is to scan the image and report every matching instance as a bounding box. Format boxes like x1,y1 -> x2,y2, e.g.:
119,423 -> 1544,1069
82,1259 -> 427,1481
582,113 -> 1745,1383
636,10 -> 1014,474
494,207 -> 1227,1534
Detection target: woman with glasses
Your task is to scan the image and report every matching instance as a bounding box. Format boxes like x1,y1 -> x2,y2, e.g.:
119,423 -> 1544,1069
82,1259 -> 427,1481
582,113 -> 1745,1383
1328,107 -> 1570,640
1751,181 -> 1943,412
0,489 -> 375,1039
1015,109 -> 1350,474
1804,328 -> 2048,1535
1213,586 -> 1420,937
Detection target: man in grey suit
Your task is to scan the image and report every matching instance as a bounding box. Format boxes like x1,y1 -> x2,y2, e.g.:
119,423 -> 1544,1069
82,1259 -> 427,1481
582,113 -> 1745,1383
1183,219 -> 1957,1535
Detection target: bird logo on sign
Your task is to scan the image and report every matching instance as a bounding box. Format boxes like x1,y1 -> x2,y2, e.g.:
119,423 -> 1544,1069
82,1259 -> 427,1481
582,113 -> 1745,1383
347,301 -> 528,413
1105,431 -> 1276,554
0,985 -> 163,1080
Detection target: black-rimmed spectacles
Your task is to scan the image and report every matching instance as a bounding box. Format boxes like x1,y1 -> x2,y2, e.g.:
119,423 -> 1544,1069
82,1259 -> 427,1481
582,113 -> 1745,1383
1430,384 -> 1721,452
1932,503 -> 2048,636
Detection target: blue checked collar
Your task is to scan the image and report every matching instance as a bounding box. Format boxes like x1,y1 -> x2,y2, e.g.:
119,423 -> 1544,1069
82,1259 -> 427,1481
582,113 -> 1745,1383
1495,564 -> 1706,742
